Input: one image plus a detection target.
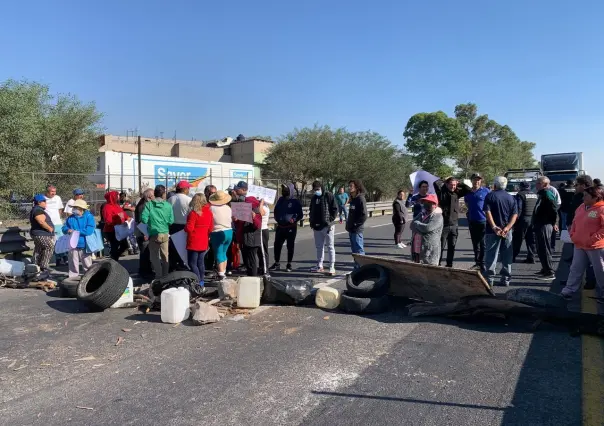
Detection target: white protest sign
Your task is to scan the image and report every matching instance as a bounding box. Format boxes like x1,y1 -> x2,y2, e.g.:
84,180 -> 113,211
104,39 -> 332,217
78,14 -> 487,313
231,202 -> 253,223
115,219 -> 136,242
170,230 -> 188,267
409,170 -> 439,195
55,231 -> 81,254
247,184 -> 277,204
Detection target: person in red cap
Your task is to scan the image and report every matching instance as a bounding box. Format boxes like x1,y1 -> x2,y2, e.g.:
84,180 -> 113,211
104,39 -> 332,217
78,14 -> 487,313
168,180 -> 192,270
409,194 -> 444,265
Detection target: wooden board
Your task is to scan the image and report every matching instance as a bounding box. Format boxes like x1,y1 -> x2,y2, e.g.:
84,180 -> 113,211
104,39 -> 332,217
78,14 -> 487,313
353,254 -> 494,303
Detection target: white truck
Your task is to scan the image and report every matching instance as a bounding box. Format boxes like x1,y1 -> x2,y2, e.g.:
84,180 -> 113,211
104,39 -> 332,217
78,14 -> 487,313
504,168 -> 542,195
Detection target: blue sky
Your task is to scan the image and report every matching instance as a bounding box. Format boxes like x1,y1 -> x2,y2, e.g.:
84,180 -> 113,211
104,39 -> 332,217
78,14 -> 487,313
2,0 -> 603,177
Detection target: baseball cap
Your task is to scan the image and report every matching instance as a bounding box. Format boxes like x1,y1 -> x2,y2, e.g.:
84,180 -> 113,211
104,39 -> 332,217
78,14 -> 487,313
176,180 -> 192,189
33,194 -> 46,203
421,194 -> 439,205
235,181 -> 248,190
73,188 -> 84,195
470,173 -> 483,180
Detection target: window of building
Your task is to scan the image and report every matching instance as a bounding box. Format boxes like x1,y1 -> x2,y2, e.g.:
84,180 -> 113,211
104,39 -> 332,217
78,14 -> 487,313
96,156 -> 101,171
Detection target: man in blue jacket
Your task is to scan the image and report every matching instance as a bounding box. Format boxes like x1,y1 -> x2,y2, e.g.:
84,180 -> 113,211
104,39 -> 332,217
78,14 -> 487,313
464,173 -> 491,271
270,183 -> 303,272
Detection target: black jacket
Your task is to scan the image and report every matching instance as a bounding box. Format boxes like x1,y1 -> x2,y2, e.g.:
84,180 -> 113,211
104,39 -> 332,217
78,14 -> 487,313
309,192 -> 338,231
515,190 -> 538,219
433,180 -> 471,226
392,199 -> 406,224
346,194 -> 367,233
566,192 -> 584,227
560,188 -> 575,214
533,189 -> 559,227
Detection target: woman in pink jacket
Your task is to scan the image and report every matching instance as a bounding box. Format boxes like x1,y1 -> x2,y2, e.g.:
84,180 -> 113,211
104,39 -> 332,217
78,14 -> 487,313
561,186 -> 604,300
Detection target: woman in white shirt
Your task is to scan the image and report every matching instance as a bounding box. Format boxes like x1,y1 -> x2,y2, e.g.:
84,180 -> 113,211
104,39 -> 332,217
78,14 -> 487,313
208,191 -> 233,280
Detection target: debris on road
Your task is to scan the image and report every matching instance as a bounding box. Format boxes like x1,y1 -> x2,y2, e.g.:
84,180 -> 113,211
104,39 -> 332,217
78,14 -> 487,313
229,314 -> 246,322
74,356 -> 96,362
76,260 -> 131,310
76,406 -> 94,411
121,328 -> 132,332
316,287 -> 341,310
191,301 -> 221,325
217,279 -> 238,300
115,336 -> 124,346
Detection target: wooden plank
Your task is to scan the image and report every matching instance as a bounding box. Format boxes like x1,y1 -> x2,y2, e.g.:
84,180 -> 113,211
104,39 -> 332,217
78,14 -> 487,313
353,254 -> 494,303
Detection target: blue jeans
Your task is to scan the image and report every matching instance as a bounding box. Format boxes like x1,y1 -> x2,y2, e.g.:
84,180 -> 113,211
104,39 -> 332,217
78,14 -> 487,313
187,250 -> 207,285
560,212 -> 568,231
349,232 -> 365,269
482,231 -> 513,286
338,205 -> 348,222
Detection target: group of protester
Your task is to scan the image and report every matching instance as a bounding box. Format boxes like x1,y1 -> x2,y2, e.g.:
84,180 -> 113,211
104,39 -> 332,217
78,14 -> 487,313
403,172 -> 604,302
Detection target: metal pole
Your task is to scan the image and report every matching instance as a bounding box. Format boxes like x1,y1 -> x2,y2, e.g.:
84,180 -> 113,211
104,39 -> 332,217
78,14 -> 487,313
107,166 -> 111,190
32,172 -> 35,197
209,169 -> 212,186
138,136 -> 143,196
165,169 -> 168,190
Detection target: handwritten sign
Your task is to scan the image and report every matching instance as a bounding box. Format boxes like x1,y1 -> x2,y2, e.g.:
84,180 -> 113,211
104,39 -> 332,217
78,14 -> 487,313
231,202 -> 253,222
247,184 -> 277,204
409,170 -> 439,195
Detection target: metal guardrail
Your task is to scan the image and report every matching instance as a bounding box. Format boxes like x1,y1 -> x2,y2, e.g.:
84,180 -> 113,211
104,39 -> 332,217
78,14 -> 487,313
0,202 -> 395,258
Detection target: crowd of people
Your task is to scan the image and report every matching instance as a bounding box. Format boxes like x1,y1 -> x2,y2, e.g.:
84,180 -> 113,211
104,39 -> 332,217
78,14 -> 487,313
28,173 -> 604,304
403,173 -> 604,302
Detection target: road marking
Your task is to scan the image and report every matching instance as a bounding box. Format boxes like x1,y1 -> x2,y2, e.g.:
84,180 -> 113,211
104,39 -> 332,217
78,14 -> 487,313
370,223 -> 392,228
581,288 -> 604,426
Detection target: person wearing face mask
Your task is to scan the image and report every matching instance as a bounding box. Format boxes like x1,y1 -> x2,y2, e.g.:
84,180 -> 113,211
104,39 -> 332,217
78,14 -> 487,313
270,183 -> 303,272
309,181 -> 338,275
410,194 -> 444,265
62,199 -> 96,278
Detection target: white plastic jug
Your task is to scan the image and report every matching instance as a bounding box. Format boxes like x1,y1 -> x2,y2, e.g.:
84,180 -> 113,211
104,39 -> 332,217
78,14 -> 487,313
161,287 -> 190,323
0,259 -> 25,277
237,277 -> 262,308
111,278 -> 134,308
315,287 -> 341,310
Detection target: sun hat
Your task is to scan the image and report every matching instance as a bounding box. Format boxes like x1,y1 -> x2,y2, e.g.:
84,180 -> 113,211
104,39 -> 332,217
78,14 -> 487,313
209,190 -> 232,206
72,199 -> 89,210
421,194 -> 439,205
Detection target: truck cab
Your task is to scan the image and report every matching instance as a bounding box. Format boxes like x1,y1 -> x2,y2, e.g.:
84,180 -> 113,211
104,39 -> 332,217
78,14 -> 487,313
540,152 -> 584,189
504,169 -> 542,195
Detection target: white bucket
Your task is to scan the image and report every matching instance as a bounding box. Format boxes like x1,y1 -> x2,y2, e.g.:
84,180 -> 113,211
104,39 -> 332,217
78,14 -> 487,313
110,277 -> 134,308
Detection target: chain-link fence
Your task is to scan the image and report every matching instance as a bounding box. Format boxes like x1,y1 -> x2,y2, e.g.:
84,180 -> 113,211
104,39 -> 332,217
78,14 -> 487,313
0,172 -> 285,226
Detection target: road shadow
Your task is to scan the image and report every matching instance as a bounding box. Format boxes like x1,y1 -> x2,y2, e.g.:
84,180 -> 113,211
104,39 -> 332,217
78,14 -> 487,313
46,299 -> 101,314
124,312 -> 164,323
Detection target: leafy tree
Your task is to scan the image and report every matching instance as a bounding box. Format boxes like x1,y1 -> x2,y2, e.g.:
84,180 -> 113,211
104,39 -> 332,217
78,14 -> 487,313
0,80 -> 102,201
260,125 -> 413,201
403,111 -> 465,177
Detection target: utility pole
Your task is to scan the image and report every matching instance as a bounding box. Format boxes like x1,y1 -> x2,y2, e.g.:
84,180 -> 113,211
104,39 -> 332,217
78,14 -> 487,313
138,136 -> 143,196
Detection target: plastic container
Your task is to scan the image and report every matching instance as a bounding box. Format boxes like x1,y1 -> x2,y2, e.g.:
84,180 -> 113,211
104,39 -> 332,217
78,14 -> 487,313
161,287 -> 191,323
315,287 -> 341,309
0,259 -> 25,277
110,277 -> 134,308
237,277 -> 262,308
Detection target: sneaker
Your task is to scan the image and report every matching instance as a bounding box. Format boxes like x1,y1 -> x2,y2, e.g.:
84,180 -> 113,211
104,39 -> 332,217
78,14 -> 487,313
498,280 -> 511,287
311,266 -> 324,273
536,273 -> 556,281
339,219 -> 343,224
470,264 -> 481,271
399,243 -> 407,248
328,266 -> 336,276
226,271 -> 232,276
534,270 -> 546,276
523,258 -> 535,264
269,263 -> 281,271
286,264 -> 292,272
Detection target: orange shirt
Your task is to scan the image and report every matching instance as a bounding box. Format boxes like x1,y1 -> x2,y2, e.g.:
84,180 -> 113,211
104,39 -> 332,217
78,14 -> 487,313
569,201 -> 604,250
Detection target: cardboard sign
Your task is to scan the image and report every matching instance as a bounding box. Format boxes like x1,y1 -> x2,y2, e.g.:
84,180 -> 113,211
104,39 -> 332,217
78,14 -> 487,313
170,230 -> 188,267
231,202 -> 253,223
409,170 -> 439,195
247,184 -> 277,204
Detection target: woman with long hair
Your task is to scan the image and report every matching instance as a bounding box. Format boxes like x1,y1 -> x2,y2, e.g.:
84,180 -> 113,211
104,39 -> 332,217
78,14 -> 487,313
561,185 -> 604,302
209,191 -> 233,281
185,193 -> 214,285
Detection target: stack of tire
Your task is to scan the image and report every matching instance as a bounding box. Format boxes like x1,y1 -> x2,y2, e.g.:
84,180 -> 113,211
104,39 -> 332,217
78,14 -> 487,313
69,259 -> 131,310
339,264 -> 391,314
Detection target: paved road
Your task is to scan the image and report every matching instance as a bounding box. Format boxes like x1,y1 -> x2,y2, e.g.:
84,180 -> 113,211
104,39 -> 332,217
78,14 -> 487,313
0,214 -> 586,425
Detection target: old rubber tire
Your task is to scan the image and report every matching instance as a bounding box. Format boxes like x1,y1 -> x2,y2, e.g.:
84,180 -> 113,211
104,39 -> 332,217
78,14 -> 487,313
345,264 -> 389,297
76,259 -> 130,309
338,291 -> 391,315
151,270 -> 199,296
504,288 -> 567,310
60,277 -> 80,298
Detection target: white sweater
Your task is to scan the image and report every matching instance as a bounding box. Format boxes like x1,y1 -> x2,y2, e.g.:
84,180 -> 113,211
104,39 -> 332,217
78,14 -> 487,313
210,205 -> 232,232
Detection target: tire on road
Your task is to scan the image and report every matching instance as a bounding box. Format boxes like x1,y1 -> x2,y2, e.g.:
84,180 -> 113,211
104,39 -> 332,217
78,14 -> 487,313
338,291 -> 391,315
504,288 -> 567,310
345,264 -> 389,297
60,277 -> 80,298
76,259 -> 130,309
151,270 -> 199,297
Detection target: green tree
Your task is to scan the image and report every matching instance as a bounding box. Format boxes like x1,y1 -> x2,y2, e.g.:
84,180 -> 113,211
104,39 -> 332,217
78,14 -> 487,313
403,111 -> 465,177
0,80 -> 102,200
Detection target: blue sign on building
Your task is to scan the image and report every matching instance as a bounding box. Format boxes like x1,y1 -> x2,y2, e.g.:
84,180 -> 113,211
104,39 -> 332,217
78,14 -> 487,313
232,170 -> 249,180
154,165 -> 208,187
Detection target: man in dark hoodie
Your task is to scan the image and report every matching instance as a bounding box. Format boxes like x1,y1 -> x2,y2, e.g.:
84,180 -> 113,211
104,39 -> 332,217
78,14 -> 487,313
309,181 -> 338,276
236,196 -> 264,276
270,183 -> 303,272
346,179 -> 368,269
433,176 -> 471,267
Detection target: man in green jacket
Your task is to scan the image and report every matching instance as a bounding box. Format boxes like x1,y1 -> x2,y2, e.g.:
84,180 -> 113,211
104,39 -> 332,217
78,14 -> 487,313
141,185 -> 174,279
